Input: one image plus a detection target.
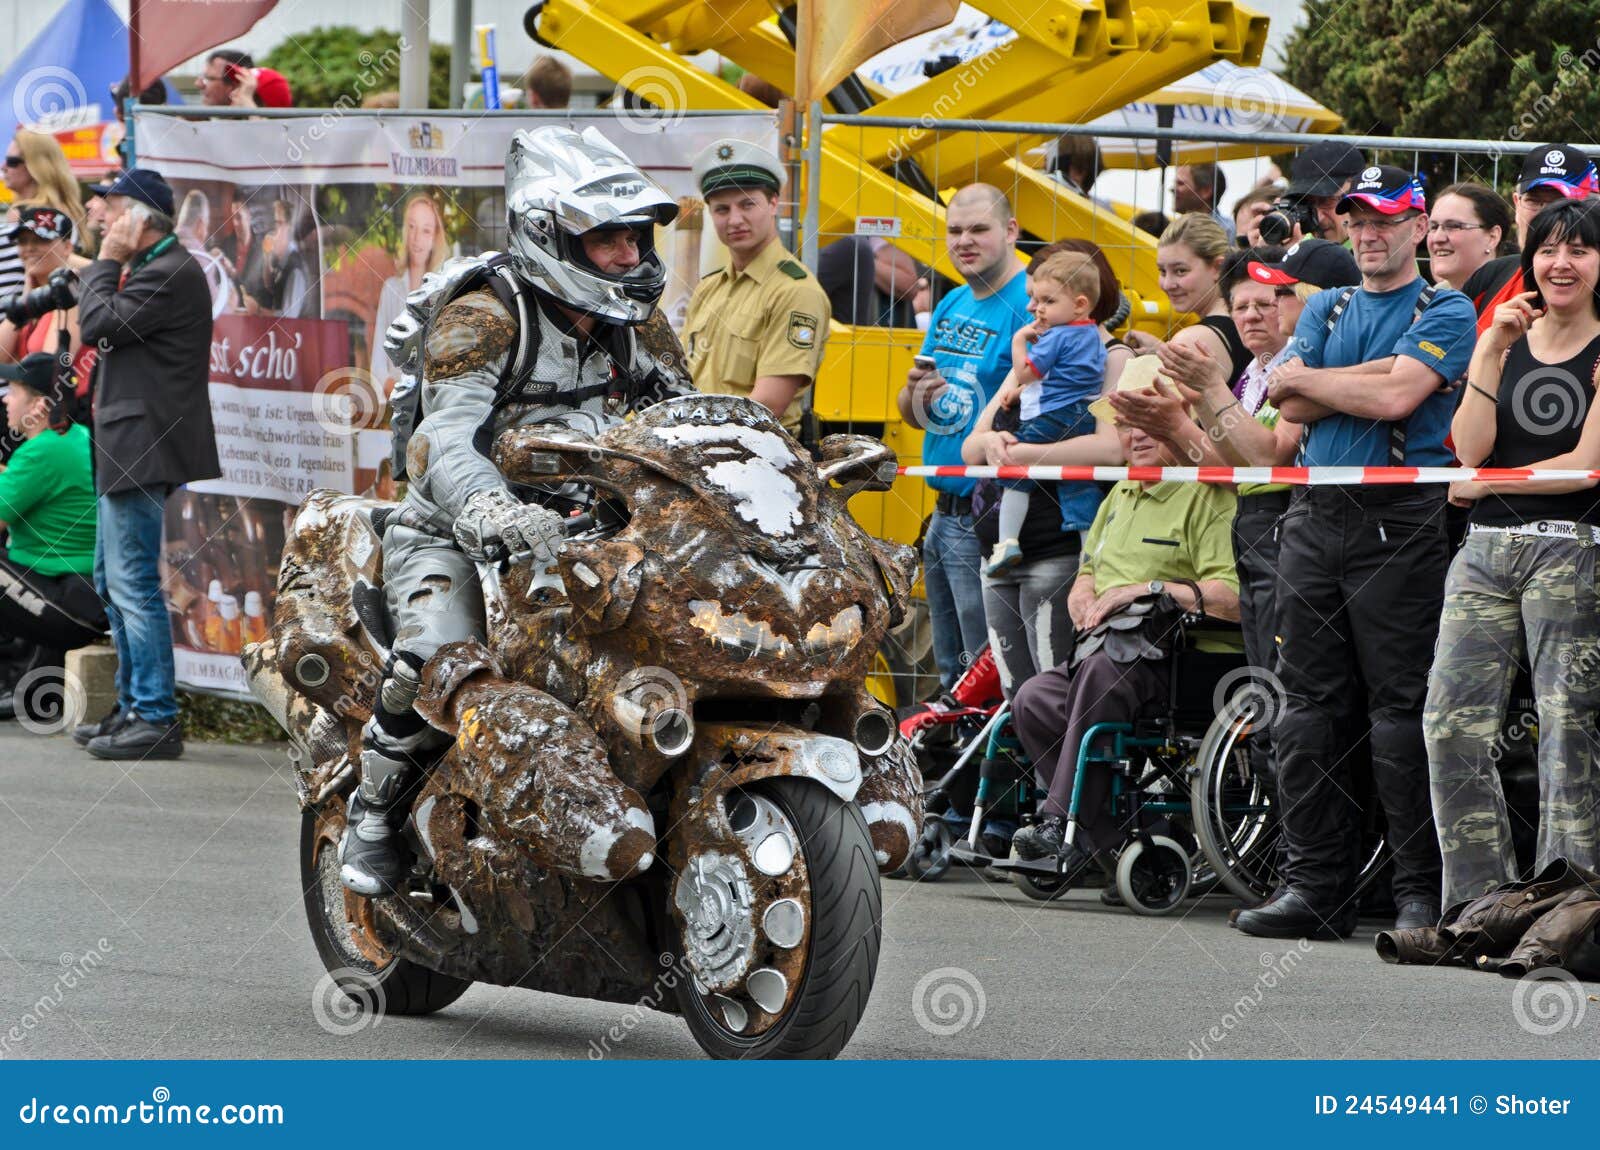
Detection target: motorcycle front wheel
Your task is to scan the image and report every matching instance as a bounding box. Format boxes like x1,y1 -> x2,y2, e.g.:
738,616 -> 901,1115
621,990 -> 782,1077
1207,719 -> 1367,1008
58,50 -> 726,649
300,804 -> 472,1018
672,777 -> 881,1059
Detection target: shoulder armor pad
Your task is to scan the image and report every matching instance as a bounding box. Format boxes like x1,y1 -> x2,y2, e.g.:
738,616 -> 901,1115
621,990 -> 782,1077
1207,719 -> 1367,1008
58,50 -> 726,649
777,259 -> 808,280
382,252 -> 502,378
424,289 -> 517,380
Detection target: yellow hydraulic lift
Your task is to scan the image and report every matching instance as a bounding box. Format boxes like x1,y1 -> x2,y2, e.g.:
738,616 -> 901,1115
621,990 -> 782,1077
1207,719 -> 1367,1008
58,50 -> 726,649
528,0 -> 1269,701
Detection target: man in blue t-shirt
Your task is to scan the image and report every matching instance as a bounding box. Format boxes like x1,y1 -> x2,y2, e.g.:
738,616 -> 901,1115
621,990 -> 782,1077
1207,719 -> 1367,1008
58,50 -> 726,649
896,184 -> 1030,691
1237,166 -> 1476,942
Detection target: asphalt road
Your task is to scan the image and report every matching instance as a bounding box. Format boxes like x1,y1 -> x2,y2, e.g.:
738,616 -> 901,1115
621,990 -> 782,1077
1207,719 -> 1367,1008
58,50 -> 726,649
0,727 -> 1593,1060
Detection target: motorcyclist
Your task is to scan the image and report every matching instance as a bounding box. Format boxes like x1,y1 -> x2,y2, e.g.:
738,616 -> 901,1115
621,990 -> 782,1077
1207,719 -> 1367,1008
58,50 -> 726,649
339,126 -> 691,895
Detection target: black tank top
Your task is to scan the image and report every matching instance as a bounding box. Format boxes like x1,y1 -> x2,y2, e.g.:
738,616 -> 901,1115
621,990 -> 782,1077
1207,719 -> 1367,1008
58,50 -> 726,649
1199,314 -> 1254,390
1473,331 -> 1600,527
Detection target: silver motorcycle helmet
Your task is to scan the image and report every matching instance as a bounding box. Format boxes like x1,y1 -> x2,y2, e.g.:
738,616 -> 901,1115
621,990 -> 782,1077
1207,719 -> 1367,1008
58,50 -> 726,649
506,126 -> 680,324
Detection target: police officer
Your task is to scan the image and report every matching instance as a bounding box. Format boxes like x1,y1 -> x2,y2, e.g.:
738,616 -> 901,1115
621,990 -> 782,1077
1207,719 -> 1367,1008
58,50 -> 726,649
683,139 -> 829,436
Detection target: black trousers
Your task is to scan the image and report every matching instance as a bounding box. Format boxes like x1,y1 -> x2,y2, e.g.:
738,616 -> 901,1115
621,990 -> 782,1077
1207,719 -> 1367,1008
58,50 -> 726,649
1271,487 -> 1448,908
0,554 -> 107,655
1233,491 -> 1291,783
1011,651 -> 1169,850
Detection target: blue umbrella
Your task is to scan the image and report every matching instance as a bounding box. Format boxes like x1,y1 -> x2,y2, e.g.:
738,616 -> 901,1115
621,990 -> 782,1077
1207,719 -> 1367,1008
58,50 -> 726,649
0,0 -> 129,149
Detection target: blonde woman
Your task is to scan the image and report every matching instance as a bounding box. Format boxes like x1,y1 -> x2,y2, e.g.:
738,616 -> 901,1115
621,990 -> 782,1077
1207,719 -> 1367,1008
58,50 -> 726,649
1126,213 -> 1254,389
3,130 -> 87,295
369,192 -> 450,393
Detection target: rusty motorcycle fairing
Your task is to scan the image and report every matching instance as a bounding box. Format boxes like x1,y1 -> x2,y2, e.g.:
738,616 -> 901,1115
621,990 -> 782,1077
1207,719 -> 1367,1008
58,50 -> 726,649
247,396 -> 923,1006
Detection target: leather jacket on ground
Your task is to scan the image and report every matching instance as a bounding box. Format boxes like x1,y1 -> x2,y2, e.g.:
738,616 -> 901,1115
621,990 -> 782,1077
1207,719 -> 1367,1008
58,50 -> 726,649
1375,858 -> 1600,978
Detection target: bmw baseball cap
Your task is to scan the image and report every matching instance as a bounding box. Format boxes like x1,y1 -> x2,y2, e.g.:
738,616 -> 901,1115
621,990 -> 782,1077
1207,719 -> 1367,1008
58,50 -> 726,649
1337,165 -> 1426,215
0,204 -> 73,243
1247,238 -> 1361,289
86,167 -> 176,218
1518,145 -> 1598,197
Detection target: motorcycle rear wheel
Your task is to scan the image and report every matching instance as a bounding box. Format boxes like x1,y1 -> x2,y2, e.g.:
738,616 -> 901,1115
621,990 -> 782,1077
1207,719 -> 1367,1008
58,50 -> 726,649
300,805 -> 472,1017
674,778 -> 881,1059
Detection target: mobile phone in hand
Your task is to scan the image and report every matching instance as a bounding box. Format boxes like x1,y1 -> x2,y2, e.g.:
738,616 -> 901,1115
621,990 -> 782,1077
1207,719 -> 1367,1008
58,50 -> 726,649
913,354 -> 938,371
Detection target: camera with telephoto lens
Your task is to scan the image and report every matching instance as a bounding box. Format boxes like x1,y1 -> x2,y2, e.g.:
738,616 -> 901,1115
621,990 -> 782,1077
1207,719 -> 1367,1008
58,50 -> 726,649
1258,196 -> 1321,246
0,267 -> 79,326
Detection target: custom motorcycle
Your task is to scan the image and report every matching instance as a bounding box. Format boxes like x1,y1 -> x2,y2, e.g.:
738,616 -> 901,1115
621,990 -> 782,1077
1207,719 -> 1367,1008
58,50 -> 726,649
245,395 -> 922,1059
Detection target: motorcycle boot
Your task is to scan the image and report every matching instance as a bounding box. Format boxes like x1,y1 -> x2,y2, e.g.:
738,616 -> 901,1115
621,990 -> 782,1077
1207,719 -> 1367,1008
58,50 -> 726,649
340,715 -> 438,896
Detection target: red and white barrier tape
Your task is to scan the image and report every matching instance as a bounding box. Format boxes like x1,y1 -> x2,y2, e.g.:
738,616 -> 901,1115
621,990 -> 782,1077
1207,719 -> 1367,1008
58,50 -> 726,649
897,465 -> 1600,486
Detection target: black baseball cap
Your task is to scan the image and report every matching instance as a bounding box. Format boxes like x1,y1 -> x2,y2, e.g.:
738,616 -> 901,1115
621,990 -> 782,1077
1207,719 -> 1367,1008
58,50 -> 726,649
0,204 -> 73,243
1247,238 -> 1361,289
1517,145 -> 1598,197
0,352 -> 59,393
1286,140 -> 1366,198
86,167 -> 175,218
1337,165 -> 1426,216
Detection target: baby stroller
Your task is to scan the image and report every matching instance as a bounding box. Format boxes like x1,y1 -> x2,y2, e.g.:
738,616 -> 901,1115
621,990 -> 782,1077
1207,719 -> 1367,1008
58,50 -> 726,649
894,645 -> 1017,880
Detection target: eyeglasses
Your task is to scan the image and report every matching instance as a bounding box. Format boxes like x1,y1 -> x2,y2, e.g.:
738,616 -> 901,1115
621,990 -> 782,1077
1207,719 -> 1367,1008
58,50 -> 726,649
1345,214 -> 1420,235
199,72 -> 227,85
1427,221 -> 1486,235
2,156 -> 24,168
1230,300 -> 1280,317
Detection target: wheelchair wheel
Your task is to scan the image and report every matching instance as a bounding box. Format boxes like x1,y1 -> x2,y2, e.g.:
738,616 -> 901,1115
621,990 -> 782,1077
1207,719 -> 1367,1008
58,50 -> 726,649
1115,835 -> 1192,916
1010,871 -> 1070,901
1190,702 -> 1281,903
904,815 -> 955,881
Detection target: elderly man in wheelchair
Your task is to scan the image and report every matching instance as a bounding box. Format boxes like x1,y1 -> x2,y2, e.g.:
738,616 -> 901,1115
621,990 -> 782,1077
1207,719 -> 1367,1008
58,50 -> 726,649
995,419 -> 1243,901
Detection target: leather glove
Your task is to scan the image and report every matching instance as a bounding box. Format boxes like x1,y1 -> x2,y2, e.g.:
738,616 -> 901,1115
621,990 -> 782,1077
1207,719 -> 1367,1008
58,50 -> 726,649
453,487 -> 565,564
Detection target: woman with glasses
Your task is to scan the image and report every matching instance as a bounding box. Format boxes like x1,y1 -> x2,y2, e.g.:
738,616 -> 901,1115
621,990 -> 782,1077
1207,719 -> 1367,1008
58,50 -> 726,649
1426,183 -> 1513,294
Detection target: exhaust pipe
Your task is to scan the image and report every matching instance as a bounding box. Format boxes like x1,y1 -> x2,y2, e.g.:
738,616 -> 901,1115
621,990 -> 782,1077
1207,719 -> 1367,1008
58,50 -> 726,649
610,690 -> 695,758
853,707 -> 896,758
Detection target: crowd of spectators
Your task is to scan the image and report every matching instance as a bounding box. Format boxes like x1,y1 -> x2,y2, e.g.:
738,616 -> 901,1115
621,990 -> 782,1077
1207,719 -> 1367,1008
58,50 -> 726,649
0,123 -> 217,760
900,141 -> 1600,936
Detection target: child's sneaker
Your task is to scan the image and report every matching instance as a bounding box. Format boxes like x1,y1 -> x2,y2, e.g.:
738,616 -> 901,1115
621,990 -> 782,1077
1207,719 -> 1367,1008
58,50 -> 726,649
984,539 -> 1023,576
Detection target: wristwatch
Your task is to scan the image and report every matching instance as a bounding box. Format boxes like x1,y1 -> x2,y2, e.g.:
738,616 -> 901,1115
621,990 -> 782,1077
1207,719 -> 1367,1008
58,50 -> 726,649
1147,579 -> 1165,596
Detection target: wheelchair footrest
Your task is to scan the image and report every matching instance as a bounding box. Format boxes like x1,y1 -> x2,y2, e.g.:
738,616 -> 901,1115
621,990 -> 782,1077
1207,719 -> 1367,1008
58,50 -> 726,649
947,842 -> 997,868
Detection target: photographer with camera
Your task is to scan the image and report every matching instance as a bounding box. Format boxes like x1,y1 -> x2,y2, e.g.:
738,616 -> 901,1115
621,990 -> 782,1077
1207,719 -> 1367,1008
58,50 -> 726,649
1258,140 -> 1365,248
73,168 -> 219,761
0,207 -> 93,447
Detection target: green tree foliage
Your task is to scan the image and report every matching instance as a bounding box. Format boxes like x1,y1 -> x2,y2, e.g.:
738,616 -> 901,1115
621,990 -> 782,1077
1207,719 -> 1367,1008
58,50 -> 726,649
1282,2 -> 1600,184
260,26 -> 454,110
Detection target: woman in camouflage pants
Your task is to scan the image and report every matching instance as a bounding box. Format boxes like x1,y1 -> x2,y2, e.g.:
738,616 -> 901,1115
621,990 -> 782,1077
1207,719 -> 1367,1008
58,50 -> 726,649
1427,198 -> 1600,909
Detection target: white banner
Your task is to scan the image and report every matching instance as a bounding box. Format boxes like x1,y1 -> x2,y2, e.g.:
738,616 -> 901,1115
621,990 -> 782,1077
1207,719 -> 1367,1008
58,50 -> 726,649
137,111 -> 782,195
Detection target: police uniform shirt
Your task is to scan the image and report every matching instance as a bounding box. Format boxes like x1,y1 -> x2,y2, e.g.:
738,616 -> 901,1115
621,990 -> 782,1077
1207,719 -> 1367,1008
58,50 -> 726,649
682,236 -> 830,434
